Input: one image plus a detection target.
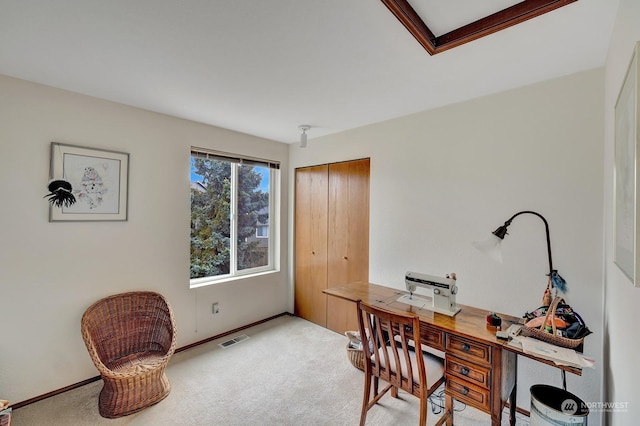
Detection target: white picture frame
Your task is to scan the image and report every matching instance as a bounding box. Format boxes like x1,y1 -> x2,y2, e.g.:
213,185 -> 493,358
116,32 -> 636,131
49,142 -> 129,222
614,42 -> 640,286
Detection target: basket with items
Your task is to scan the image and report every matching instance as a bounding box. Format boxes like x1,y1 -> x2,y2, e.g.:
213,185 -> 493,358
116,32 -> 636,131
345,330 -> 365,371
521,296 -> 592,349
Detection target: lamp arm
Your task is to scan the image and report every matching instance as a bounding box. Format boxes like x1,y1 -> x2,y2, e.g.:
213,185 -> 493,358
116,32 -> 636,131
501,210 -> 553,277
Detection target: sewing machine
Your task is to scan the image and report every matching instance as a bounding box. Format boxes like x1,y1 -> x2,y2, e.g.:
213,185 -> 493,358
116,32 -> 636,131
396,271 -> 461,316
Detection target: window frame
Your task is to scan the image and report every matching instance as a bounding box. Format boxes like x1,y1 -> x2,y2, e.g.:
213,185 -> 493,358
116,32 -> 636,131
190,148 -> 279,288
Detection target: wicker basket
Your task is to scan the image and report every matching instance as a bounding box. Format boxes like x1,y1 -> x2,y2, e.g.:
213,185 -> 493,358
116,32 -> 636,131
520,296 -> 584,349
346,342 -> 365,371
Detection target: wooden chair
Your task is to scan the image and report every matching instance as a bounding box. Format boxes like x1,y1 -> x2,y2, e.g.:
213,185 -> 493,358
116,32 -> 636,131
81,291 -> 177,418
356,301 -> 450,426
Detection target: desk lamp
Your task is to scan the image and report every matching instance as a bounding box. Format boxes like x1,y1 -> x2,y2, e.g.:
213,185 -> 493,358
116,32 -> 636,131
472,210 -> 567,303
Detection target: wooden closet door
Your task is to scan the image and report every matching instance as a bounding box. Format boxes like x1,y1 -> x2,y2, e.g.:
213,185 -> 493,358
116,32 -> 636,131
326,158 -> 370,334
294,165 -> 329,327
327,158 -> 370,286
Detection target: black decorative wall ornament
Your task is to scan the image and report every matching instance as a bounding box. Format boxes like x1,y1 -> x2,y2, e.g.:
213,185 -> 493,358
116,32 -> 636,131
44,179 -> 76,208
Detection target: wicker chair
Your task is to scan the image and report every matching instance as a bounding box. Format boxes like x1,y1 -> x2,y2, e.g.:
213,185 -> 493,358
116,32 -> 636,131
81,291 -> 177,418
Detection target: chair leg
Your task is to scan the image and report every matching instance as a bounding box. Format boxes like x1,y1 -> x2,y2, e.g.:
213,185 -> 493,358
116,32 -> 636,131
419,394 -> 428,426
360,373 -> 372,426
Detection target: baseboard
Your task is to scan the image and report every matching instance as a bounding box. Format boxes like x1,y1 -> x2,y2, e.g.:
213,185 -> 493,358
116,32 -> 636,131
175,312 -> 291,353
11,376 -> 102,410
12,312 -> 293,410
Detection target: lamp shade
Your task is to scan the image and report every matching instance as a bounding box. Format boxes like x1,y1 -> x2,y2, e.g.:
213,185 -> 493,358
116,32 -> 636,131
472,234 -> 503,263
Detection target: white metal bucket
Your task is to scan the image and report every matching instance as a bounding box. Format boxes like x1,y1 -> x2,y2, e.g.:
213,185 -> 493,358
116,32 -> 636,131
530,385 -> 589,425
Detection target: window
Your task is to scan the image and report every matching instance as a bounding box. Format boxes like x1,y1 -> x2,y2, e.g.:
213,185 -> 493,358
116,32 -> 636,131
190,148 -> 279,285
256,225 -> 268,238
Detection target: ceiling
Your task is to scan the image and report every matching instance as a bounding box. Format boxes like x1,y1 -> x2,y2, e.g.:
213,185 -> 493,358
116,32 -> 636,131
0,0 -> 620,144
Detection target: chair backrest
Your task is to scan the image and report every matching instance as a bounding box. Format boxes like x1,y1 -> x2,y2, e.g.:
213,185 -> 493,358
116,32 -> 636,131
357,301 -> 426,397
81,291 -> 177,368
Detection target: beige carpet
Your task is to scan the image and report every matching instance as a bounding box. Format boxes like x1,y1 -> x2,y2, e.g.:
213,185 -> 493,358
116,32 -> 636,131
11,315 -> 528,425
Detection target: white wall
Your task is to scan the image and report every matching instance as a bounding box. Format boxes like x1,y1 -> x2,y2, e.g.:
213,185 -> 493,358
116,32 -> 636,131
603,0 -> 640,424
289,69 -> 605,423
0,74 -> 289,403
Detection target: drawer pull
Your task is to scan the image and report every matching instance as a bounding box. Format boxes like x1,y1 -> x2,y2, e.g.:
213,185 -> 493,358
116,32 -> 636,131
462,343 -> 471,352
461,367 -> 470,376
461,387 -> 469,396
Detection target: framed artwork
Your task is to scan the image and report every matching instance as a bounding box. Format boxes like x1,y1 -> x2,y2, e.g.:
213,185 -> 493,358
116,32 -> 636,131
614,42 -> 640,286
49,143 -> 129,222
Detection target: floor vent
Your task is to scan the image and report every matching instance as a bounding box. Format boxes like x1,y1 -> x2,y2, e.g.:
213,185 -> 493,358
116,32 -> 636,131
218,334 -> 250,348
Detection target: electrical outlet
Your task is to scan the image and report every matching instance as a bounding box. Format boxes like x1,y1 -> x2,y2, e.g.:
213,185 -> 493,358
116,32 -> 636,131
212,302 -> 220,314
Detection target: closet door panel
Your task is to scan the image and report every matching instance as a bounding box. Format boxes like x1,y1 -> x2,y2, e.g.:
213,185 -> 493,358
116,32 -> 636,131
294,165 -> 329,327
328,158 -> 370,287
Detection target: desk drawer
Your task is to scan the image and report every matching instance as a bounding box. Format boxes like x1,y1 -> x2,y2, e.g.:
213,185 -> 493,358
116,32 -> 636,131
446,355 -> 490,390
446,335 -> 491,366
446,377 -> 490,412
420,325 -> 444,351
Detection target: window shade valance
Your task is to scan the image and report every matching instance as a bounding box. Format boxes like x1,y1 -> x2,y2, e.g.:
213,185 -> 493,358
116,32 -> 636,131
191,148 -> 280,170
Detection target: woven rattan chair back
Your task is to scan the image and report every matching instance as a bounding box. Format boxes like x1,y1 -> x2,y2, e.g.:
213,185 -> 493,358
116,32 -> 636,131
81,291 -> 177,418
356,301 -> 447,426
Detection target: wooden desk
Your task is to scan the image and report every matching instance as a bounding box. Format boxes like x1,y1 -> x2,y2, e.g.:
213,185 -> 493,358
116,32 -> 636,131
323,282 -> 581,426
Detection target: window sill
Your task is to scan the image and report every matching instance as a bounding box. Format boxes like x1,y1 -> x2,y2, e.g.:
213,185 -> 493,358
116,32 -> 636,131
189,269 -> 280,289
